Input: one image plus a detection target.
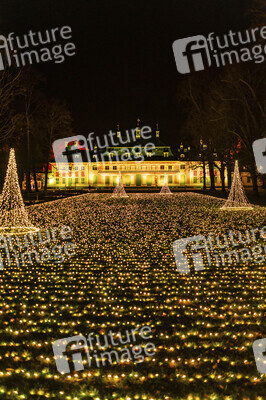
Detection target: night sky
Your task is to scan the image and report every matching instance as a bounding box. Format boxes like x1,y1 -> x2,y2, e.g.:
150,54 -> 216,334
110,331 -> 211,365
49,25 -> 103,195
0,0 -> 251,146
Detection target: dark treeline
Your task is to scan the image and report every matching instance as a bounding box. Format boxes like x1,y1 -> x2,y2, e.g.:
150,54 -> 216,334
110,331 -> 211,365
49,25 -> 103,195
0,66 -> 73,194
179,63 -> 265,195
178,0 -> 266,195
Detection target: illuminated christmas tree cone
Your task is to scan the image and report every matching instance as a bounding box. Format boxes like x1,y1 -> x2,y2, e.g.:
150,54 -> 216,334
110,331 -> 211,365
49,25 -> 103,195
220,160 -> 253,210
160,173 -> 173,194
111,171 -> 128,198
0,148 -> 39,234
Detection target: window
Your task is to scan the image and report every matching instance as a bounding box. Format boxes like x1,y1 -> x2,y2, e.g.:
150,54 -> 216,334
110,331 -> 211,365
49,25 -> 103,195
81,178 -> 85,183
93,165 -> 97,170
168,166 -> 172,170
181,165 -> 185,170
56,178 -> 59,184
168,176 -> 173,183
75,178 -> 79,183
81,171 -> 85,177
193,177 -> 197,183
62,178 -> 66,184
105,166 -> 109,170
81,166 -> 85,171
193,171 -> 197,176
113,166 -> 117,170
75,166 -> 79,170
200,177 -> 203,183
75,171 -> 79,177
160,165 -> 164,170
105,176 -> 110,184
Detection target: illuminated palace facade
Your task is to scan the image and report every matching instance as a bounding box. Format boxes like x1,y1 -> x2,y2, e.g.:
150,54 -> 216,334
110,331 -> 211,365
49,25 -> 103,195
46,125 -> 235,190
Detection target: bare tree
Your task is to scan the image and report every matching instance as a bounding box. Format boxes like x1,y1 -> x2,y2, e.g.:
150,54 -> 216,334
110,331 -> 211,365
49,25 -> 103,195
34,98 -> 73,193
0,67 -> 22,144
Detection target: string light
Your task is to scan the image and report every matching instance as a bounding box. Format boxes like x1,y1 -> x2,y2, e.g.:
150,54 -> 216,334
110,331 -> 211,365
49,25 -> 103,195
221,160 -> 253,210
0,192 -> 264,399
0,148 -> 38,234
111,172 -> 129,198
159,173 -> 173,195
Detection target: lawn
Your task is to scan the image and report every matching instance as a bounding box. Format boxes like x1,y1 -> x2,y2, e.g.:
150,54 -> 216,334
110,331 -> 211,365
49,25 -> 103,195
0,193 -> 265,400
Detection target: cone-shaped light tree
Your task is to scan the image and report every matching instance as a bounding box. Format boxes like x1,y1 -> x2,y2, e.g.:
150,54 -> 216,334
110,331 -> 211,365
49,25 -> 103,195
0,148 -> 38,233
220,160 -> 253,210
160,173 -> 173,195
111,171 -> 128,198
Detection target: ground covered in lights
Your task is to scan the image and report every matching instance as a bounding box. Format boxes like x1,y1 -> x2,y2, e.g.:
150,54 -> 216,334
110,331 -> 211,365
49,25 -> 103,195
0,193 -> 265,400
